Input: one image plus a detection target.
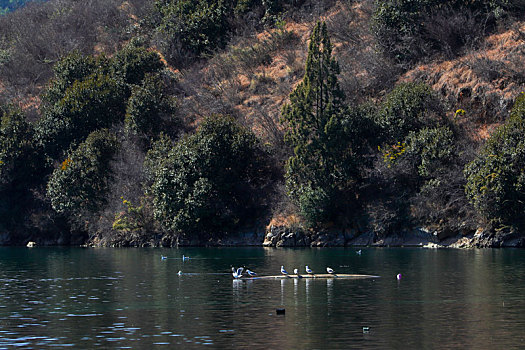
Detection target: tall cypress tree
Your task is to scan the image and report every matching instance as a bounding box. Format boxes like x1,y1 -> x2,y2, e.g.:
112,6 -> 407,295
281,21 -> 348,225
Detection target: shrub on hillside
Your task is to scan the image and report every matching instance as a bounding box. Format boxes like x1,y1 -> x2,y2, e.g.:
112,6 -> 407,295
46,129 -> 119,222
35,72 -> 126,160
152,0 -> 231,66
375,82 -> 442,143
369,82 -> 467,236
125,74 -> 177,138
465,93 -> 525,228
371,0 -> 513,63
0,105 -> 44,234
147,115 -> 272,238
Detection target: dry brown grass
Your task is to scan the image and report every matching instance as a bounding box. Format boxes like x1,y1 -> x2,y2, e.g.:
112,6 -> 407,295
267,214 -> 302,229
401,21 -> 525,140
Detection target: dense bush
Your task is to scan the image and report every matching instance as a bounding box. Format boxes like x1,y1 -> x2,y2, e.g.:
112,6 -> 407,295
124,74 -> 175,137
152,0 -> 231,66
110,44 -> 164,86
147,115 -> 272,238
376,82 -> 442,143
368,82 -> 464,236
36,72 -> 126,160
465,94 -> 525,228
150,0 -> 305,67
371,0 -> 514,63
36,46 -> 169,160
46,129 -> 119,220
404,126 -> 456,179
0,105 -> 43,233
0,105 -> 38,188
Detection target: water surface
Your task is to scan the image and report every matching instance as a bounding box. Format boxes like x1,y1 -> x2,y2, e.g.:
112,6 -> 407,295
1,247 -> 524,349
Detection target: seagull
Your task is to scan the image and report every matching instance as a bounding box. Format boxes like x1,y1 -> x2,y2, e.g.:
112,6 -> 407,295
177,270 -> 182,276
305,266 -> 314,275
294,268 -> 302,278
356,250 -> 362,255
326,267 -> 335,274
182,255 -> 190,261
281,266 -> 288,276
232,267 -> 244,279
161,255 -> 167,260
246,269 -> 257,277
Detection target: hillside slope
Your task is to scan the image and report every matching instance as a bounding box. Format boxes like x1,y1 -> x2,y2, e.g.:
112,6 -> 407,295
0,0 -> 524,246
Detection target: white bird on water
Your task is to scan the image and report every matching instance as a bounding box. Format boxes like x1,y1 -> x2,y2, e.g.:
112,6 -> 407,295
356,250 -> 362,255
161,255 -> 167,260
326,267 -> 335,274
177,270 -> 182,276
293,268 -> 302,278
232,267 -> 244,279
305,265 -> 314,275
246,269 -> 257,277
281,266 -> 288,276
182,255 -> 190,261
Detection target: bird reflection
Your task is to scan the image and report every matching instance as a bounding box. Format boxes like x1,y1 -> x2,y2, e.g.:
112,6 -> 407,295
326,278 -> 333,306
232,279 -> 242,301
280,279 -> 285,305
305,277 -> 311,303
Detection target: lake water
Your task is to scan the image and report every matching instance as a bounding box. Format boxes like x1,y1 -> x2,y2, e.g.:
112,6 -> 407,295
1,247 -> 524,349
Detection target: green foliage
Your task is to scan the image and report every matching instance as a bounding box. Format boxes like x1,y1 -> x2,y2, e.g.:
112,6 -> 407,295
0,105 -> 36,188
125,74 -> 165,136
41,51 -> 105,108
0,0 -> 32,14
404,126 -> 455,178
281,21 -> 365,226
376,82 -> 437,143
371,0 -> 512,62
465,94 -> 525,227
36,46 -> 168,160
112,197 -> 153,233
143,132 -> 173,184
36,72 -> 126,159
154,0 -> 231,65
110,44 -> 164,86
147,115 -> 270,237
46,129 -> 119,217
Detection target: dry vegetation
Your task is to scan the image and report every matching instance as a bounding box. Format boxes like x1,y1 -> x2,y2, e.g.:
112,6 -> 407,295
1,0 -> 525,244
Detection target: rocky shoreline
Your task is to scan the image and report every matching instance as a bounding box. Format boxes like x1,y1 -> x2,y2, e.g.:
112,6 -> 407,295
3,225 -> 524,248
262,225 -> 525,249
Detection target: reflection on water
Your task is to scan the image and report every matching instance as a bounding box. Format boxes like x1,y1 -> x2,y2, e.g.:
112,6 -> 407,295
0,247 -> 525,348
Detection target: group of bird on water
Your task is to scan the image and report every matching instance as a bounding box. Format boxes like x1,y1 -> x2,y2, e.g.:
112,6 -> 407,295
231,265 -> 336,279
161,251 -> 367,279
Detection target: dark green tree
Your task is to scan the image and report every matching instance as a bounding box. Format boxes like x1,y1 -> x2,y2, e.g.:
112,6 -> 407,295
41,51 -> 106,109
143,132 -> 173,184
110,44 -> 164,86
125,74 -> 175,138
147,115 -> 271,238
35,72 -> 126,160
153,0 -> 230,66
0,105 -> 43,233
281,21 -> 357,226
0,105 -> 37,188
465,93 -> 525,228
376,82 -> 438,143
46,129 -> 119,221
